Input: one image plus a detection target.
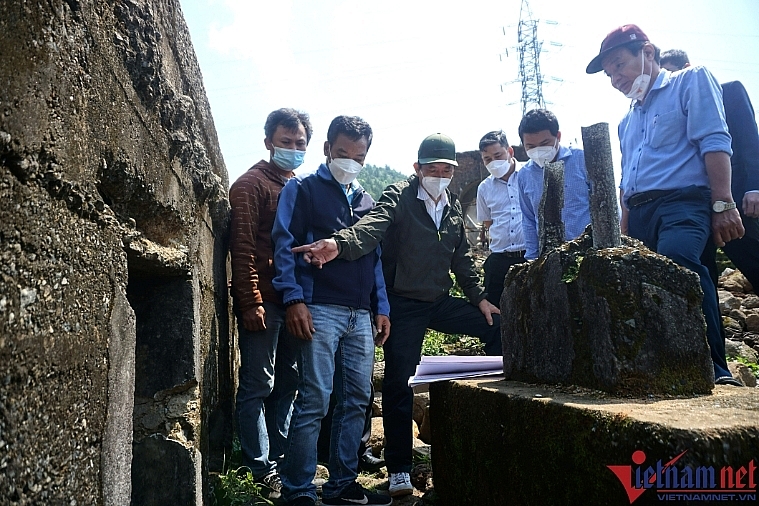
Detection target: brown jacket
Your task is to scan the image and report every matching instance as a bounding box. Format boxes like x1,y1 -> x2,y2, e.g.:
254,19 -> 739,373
229,160 -> 290,311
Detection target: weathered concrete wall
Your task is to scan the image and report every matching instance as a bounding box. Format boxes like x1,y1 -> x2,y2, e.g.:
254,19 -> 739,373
0,1 -> 232,504
431,380 -> 759,506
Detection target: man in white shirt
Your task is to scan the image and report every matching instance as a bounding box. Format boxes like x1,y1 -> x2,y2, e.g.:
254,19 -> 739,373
476,130 -> 526,306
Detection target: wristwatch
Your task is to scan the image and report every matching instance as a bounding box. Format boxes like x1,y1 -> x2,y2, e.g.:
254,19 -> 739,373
712,201 -> 737,213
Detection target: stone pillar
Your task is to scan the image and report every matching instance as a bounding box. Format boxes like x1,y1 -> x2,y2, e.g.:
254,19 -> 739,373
581,122 -> 621,249
539,160 -> 565,257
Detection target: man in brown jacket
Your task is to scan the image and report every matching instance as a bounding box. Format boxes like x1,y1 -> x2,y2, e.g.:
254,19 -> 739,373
229,108 -> 313,499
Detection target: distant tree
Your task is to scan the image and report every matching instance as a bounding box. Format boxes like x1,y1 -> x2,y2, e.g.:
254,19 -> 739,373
357,164 -> 408,201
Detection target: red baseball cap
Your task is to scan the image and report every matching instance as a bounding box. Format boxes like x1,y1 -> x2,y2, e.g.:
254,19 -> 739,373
586,24 -> 649,74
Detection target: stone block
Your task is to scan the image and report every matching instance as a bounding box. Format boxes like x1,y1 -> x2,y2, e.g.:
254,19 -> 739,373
719,290 -> 741,312
430,379 -> 759,506
746,313 -> 759,333
742,295 -> 759,309
728,362 -> 757,388
501,234 -> 714,395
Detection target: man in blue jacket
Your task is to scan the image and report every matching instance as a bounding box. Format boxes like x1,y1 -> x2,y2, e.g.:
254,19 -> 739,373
272,116 -> 392,506
660,49 -> 759,292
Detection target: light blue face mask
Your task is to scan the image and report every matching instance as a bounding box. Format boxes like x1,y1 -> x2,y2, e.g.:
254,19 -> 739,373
272,147 -> 306,171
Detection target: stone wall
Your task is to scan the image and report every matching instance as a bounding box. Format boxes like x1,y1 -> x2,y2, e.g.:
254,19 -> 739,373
0,1 -> 232,505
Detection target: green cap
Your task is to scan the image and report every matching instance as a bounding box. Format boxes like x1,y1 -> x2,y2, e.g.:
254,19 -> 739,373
418,133 -> 458,166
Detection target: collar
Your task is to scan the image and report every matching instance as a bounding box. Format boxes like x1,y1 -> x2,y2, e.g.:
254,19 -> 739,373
316,163 -> 364,192
417,182 -> 449,207
259,159 -> 293,184
634,70 -> 669,108
492,170 -> 517,184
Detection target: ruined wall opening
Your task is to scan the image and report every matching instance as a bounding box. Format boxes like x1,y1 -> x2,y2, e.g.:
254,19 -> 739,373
126,261 -> 201,506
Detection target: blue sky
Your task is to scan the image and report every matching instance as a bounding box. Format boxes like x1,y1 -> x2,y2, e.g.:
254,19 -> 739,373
180,0 -> 759,185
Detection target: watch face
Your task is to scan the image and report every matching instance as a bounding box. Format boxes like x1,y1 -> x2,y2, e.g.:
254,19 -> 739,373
713,201 -> 725,212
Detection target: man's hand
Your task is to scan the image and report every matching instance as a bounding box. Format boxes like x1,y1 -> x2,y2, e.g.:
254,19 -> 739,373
712,207 -> 745,247
286,303 -> 315,340
291,239 -> 339,269
743,192 -> 759,218
374,315 -> 391,346
478,299 -> 500,326
242,305 -> 266,332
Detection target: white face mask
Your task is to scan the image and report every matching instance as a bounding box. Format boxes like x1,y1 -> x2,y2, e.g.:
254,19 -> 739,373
624,51 -> 651,101
421,176 -> 451,199
526,139 -> 559,168
486,158 -> 512,179
328,157 -> 363,185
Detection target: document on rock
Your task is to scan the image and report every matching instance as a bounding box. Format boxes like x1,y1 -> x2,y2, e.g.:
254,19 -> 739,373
407,355 -> 504,387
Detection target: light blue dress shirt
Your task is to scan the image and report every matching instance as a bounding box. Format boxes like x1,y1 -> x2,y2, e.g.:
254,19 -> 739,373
517,146 -> 592,260
618,66 -> 732,206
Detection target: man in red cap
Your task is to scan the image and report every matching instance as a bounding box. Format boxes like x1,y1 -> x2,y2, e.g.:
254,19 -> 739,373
586,25 -> 745,386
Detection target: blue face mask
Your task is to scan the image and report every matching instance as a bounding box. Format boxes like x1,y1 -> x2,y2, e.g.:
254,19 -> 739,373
272,147 -> 305,171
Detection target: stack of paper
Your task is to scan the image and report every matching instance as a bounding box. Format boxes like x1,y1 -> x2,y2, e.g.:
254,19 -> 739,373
407,355 -> 504,387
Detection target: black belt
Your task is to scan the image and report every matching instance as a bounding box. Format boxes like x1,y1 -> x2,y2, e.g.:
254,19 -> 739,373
627,189 -> 677,208
494,250 -> 526,258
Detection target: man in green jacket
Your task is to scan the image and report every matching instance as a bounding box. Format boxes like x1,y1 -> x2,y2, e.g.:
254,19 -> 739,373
292,133 -> 500,497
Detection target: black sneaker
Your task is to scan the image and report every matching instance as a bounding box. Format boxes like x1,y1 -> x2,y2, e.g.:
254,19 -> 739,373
715,376 -> 744,387
322,481 -> 393,505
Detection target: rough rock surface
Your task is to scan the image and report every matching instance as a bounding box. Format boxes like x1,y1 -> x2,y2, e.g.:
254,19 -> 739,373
430,379 -> 759,506
501,231 -> 714,395
0,1 -> 232,505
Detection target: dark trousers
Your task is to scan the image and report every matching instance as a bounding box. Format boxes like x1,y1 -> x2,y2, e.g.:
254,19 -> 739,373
483,251 -> 527,307
382,292 -> 502,473
627,185 -> 730,379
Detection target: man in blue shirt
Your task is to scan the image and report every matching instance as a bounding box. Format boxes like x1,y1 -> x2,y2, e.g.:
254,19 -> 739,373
586,24 -> 745,386
660,49 -> 759,293
477,130 -> 526,305
272,115 -> 393,506
516,109 -> 592,260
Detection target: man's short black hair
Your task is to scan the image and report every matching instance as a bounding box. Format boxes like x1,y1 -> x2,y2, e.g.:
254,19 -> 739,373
518,109 -> 559,141
660,49 -> 690,70
264,108 -> 313,144
479,130 -> 509,152
326,115 -> 373,149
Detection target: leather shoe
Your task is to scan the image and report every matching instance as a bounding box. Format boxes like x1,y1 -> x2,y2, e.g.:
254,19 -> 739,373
715,376 -> 744,387
358,453 -> 386,473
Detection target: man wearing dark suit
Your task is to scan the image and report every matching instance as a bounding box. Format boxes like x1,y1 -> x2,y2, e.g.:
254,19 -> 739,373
661,49 -> 759,292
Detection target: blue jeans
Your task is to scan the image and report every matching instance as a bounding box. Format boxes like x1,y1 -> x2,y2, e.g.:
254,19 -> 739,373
235,302 -> 299,479
281,304 -> 374,503
628,185 -> 730,379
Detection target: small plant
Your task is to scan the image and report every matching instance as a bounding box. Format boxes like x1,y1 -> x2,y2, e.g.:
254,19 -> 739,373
212,437 -> 272,506
413,451 -> 432,466
422,330 -> 448,356
561,255 -> 584,283
213,467 -> 273,506
375,344 -> 385,362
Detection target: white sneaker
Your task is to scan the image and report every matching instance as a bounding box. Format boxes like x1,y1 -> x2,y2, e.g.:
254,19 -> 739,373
388,472 -> 413,497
